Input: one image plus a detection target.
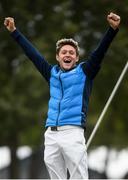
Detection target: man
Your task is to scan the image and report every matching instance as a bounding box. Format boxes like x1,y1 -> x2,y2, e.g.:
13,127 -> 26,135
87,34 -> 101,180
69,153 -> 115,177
4,12 -> 120,179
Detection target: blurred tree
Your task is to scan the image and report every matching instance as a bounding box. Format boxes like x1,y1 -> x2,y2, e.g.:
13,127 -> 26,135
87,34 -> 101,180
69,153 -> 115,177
0,0 -> 128,178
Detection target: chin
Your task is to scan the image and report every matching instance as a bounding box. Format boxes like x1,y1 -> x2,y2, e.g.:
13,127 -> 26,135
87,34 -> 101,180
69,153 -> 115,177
63,66 -> 72,70
63,64 -> 74,70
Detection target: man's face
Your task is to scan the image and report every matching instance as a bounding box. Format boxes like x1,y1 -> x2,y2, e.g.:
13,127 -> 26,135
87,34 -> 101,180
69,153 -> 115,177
56,44 -> 79,70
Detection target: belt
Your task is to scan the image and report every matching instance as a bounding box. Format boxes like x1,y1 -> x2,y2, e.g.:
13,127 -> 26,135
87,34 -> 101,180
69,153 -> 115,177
47,125 -> 83,131
51,126 -> 58,131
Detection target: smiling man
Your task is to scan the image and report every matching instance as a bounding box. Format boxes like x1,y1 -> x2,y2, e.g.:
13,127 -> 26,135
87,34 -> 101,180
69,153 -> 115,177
56,39 -> 79,70
4,12 -> 120,179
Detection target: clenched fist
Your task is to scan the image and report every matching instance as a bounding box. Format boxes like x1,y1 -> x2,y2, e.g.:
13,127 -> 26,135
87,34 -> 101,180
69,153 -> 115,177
4,17 -> 16,32
107,12 -> 121,30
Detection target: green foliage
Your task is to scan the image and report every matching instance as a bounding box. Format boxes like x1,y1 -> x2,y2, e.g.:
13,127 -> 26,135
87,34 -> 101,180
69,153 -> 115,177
0,0 -> 128,150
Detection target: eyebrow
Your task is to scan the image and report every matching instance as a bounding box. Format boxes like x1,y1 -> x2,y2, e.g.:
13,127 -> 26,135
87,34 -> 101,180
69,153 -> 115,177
61,49 -> 75,52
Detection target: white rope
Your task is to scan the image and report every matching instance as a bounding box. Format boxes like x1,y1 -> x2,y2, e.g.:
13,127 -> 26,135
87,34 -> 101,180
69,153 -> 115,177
87,61 -> 128,149
70,61 -> 128,178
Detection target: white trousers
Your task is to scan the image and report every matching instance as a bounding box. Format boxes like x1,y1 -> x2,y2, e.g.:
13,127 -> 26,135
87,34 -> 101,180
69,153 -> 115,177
44,126 -> 88,179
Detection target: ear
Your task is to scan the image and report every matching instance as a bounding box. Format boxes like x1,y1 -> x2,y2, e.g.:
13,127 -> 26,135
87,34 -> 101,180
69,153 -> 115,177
75,56 -> 79,62
56,54 -> 59,62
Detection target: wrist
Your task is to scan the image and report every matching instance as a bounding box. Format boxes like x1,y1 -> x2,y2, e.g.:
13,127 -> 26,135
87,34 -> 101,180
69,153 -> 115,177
110,25 -> 118,30
10,27 -> 16,32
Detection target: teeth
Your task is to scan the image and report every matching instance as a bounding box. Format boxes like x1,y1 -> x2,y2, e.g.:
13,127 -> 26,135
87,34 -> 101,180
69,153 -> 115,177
64,60 -> 71,63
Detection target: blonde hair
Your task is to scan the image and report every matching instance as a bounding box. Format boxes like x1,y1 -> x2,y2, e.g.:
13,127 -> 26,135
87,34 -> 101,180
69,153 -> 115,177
56,38 -> 80,56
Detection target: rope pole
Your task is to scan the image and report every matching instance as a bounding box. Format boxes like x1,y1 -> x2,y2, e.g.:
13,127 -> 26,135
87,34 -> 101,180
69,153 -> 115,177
87,61 -> 128,149
70,61 -> 128,178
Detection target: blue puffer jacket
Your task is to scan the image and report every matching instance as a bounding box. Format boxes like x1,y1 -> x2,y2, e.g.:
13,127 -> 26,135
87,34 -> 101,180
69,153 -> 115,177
46,63 -> 91,127
11,27 -> 118,128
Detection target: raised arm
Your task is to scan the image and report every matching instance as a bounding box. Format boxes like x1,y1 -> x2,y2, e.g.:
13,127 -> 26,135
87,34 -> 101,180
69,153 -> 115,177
82,12 -> 121,79
4,17 -> 52,83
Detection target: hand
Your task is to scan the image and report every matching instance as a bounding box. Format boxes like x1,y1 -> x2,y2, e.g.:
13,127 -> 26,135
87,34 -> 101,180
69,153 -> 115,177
107,12 -> 121,30
4,17 -> 16,32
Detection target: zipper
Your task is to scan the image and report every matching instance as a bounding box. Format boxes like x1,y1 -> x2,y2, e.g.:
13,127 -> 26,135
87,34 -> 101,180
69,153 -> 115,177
56,72 -> 64,126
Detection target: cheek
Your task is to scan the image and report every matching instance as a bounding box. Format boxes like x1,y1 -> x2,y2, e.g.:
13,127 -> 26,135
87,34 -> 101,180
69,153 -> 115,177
57,54 -> 63,60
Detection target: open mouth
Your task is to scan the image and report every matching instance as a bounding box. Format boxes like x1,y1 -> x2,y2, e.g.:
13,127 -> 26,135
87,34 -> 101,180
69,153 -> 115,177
63,59 -> 72,63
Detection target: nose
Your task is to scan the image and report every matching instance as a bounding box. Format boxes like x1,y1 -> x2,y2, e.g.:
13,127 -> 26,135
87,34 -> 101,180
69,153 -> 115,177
65,51 -> 71,56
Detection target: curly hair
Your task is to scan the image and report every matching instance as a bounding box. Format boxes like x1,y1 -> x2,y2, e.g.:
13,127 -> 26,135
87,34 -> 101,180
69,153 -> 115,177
56,38 -> 80,56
